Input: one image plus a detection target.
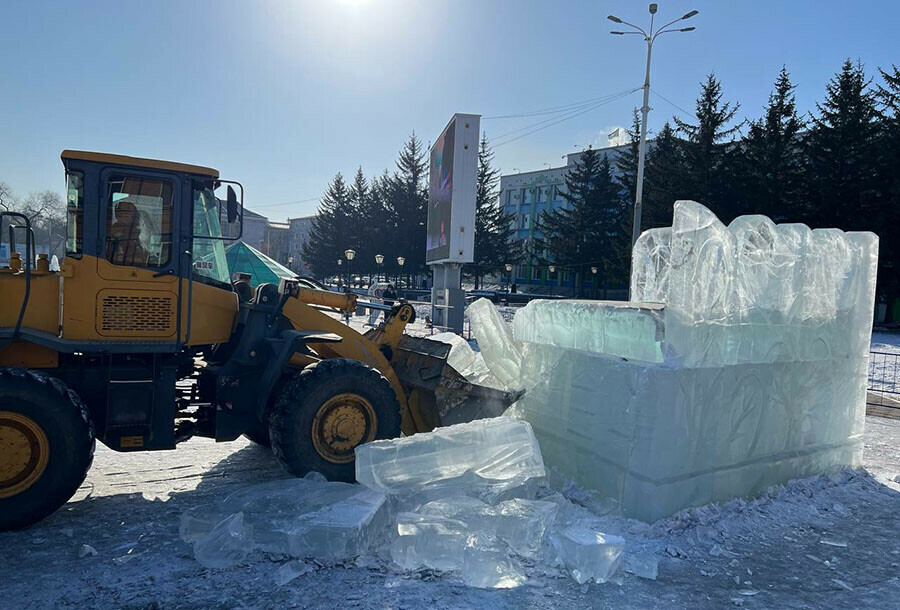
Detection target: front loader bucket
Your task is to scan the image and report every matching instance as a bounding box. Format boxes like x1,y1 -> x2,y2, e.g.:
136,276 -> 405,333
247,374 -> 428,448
385,335 -> 524,432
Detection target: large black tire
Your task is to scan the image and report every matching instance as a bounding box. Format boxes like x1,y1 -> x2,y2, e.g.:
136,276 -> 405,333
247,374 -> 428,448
269,359 -> 401,482
0,368 -> 95,531
243,418 -> 271,448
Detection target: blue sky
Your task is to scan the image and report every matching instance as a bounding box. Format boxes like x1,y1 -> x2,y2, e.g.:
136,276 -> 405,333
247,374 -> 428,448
1,0 -> 898,220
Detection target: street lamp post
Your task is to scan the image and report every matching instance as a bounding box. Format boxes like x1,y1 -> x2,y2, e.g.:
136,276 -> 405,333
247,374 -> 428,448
504,263 -> 513,294
375,253 -> 384,283
609,4 -> 698,248
344,249 -> 356,291
337,259 -> 342,288
591,265 -> 598,299
548,265 -> 556,299
396,256 -> 405,291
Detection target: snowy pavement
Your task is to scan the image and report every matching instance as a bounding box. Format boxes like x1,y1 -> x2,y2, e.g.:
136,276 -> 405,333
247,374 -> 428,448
3,415 -> 900,609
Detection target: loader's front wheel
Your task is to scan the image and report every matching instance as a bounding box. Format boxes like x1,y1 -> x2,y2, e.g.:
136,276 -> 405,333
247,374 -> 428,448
0,368 -> 95,531
269,359 -> 401,482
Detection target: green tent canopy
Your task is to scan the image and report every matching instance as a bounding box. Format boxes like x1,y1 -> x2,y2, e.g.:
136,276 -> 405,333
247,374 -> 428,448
224,241 -> 296,287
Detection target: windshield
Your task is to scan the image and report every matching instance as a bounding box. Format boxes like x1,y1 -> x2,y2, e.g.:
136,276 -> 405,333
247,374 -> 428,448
191,185 -> 231,286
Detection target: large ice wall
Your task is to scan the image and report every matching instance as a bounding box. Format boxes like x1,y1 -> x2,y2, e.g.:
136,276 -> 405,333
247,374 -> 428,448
507,201 -> 878,522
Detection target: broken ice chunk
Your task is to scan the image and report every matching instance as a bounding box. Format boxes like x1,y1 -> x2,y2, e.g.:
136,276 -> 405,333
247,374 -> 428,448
274,560 -> 314,586
429,332 -> 499,388
550,524 -> 625,584
467,298 -> 523,389
355,418 -> 545,495
461,534 -> 526,589
390,512 -> 469,571
193,512 -> 251,569
491,499 -> 558,558
624,553 -> 659,580
181,478 -> 389,566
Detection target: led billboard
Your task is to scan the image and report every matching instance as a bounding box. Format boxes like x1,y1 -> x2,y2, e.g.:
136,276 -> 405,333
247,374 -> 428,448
426,113 -> 480,264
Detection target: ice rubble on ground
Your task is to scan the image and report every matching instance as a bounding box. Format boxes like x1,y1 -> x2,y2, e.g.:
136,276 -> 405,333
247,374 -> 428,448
181,417 -> 629,588
357,417 -> 627,588
470,200 -> 879,523
180,476 -> 389,568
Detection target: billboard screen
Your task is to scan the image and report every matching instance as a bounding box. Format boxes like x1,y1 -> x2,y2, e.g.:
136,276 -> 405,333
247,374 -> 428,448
426,118 -> 455,261
426,113 -> 480,264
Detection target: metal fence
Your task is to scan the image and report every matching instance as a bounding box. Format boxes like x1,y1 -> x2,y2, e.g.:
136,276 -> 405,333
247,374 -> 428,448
868,351 -> 900,410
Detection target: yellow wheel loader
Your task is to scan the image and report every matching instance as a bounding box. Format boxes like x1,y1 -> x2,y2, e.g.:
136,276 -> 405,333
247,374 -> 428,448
0,151 -> 519,530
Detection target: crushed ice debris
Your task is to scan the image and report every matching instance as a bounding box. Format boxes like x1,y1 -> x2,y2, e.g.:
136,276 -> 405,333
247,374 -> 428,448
624,553 -> 659,580
819,539 -> 848,548
831,578 -> 854,591
78,544 -> 97,558
738,589 -> 759,596
274,560 -> 314,586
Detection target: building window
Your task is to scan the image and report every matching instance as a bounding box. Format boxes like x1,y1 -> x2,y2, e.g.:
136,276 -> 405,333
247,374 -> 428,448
65,171 -> 84,258
530,266 -> 542,281
520,213 -> 531,230
553,184 -> 567,200
507,190 -> 519,205
105,175 -> 174,267
538,185 -> 550,203
523,188 -> 535,205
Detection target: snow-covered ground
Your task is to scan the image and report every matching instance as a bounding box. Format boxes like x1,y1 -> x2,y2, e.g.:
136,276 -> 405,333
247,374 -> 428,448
3,415 -> 900,609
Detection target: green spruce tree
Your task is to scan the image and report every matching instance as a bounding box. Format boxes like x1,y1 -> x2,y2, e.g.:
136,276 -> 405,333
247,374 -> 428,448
387,133 -> 428,285
674,74 -> 743,221
642,121 -> 686,229
875,64 -> 900,317
739,67 -> 806,221
805,59 -> 881,230
536,148 -> 626,295
303,172 -> 352,278
468,133 -> 520,289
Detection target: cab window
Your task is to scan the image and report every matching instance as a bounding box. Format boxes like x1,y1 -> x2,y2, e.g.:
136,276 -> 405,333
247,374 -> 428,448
105,175 -> 174,267
65,171 -> 84,258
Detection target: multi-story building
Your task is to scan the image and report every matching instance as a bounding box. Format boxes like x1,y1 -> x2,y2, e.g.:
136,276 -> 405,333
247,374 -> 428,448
498,143 -> 634,295
287,215 -> 315,275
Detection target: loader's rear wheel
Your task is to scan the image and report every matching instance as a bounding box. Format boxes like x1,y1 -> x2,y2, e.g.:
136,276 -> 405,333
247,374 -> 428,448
0,368 -> 95,531
269,359 -> 401,482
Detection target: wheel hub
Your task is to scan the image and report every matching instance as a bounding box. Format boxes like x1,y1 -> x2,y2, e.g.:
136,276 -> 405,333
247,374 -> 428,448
312,393 -> 377,464
0,411 -> 50,498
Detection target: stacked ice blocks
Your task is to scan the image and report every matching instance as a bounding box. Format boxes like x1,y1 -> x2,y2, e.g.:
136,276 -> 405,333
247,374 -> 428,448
508,201 -> 878,522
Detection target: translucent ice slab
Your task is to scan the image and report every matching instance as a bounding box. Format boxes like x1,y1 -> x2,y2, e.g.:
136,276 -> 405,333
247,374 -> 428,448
355,418 -> 545,495
180,478 -> 389,566
513,299 -> 665,363
428,332 -> 499,388
467,298 -> 523,389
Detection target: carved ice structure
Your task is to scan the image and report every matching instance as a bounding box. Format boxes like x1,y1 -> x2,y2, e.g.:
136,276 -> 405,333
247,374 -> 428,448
180,478 -> 389,568
506,201 -> 879,522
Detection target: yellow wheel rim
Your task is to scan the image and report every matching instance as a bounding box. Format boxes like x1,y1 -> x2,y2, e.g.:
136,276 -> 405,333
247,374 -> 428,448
311,393 -> 377,464
0,411 -> 50,499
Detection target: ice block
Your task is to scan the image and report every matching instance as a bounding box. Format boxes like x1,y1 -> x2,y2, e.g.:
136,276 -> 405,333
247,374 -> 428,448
355,418 -> 545,496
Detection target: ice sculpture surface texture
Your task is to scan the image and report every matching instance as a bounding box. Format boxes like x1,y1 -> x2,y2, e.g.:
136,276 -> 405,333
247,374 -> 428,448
515,201 -> 878,522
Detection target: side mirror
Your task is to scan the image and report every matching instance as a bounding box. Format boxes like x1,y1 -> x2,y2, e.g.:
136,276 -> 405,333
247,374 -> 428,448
226,185 -> 238,223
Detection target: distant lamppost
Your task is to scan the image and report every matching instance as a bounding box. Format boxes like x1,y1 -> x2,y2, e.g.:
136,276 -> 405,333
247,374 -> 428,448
548,265 -> 556,298
375,253 -> 384,283
337,258 -> 342,287
288,256 -> 294,272
397,256 -> 405,290
344,249 -> 356,291
609,3 -> 698,250
505,263 -> 513,294
591,266 -> 599,300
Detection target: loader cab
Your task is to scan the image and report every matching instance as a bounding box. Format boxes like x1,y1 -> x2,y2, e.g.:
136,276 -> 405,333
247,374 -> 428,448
59,150 -> 243,348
